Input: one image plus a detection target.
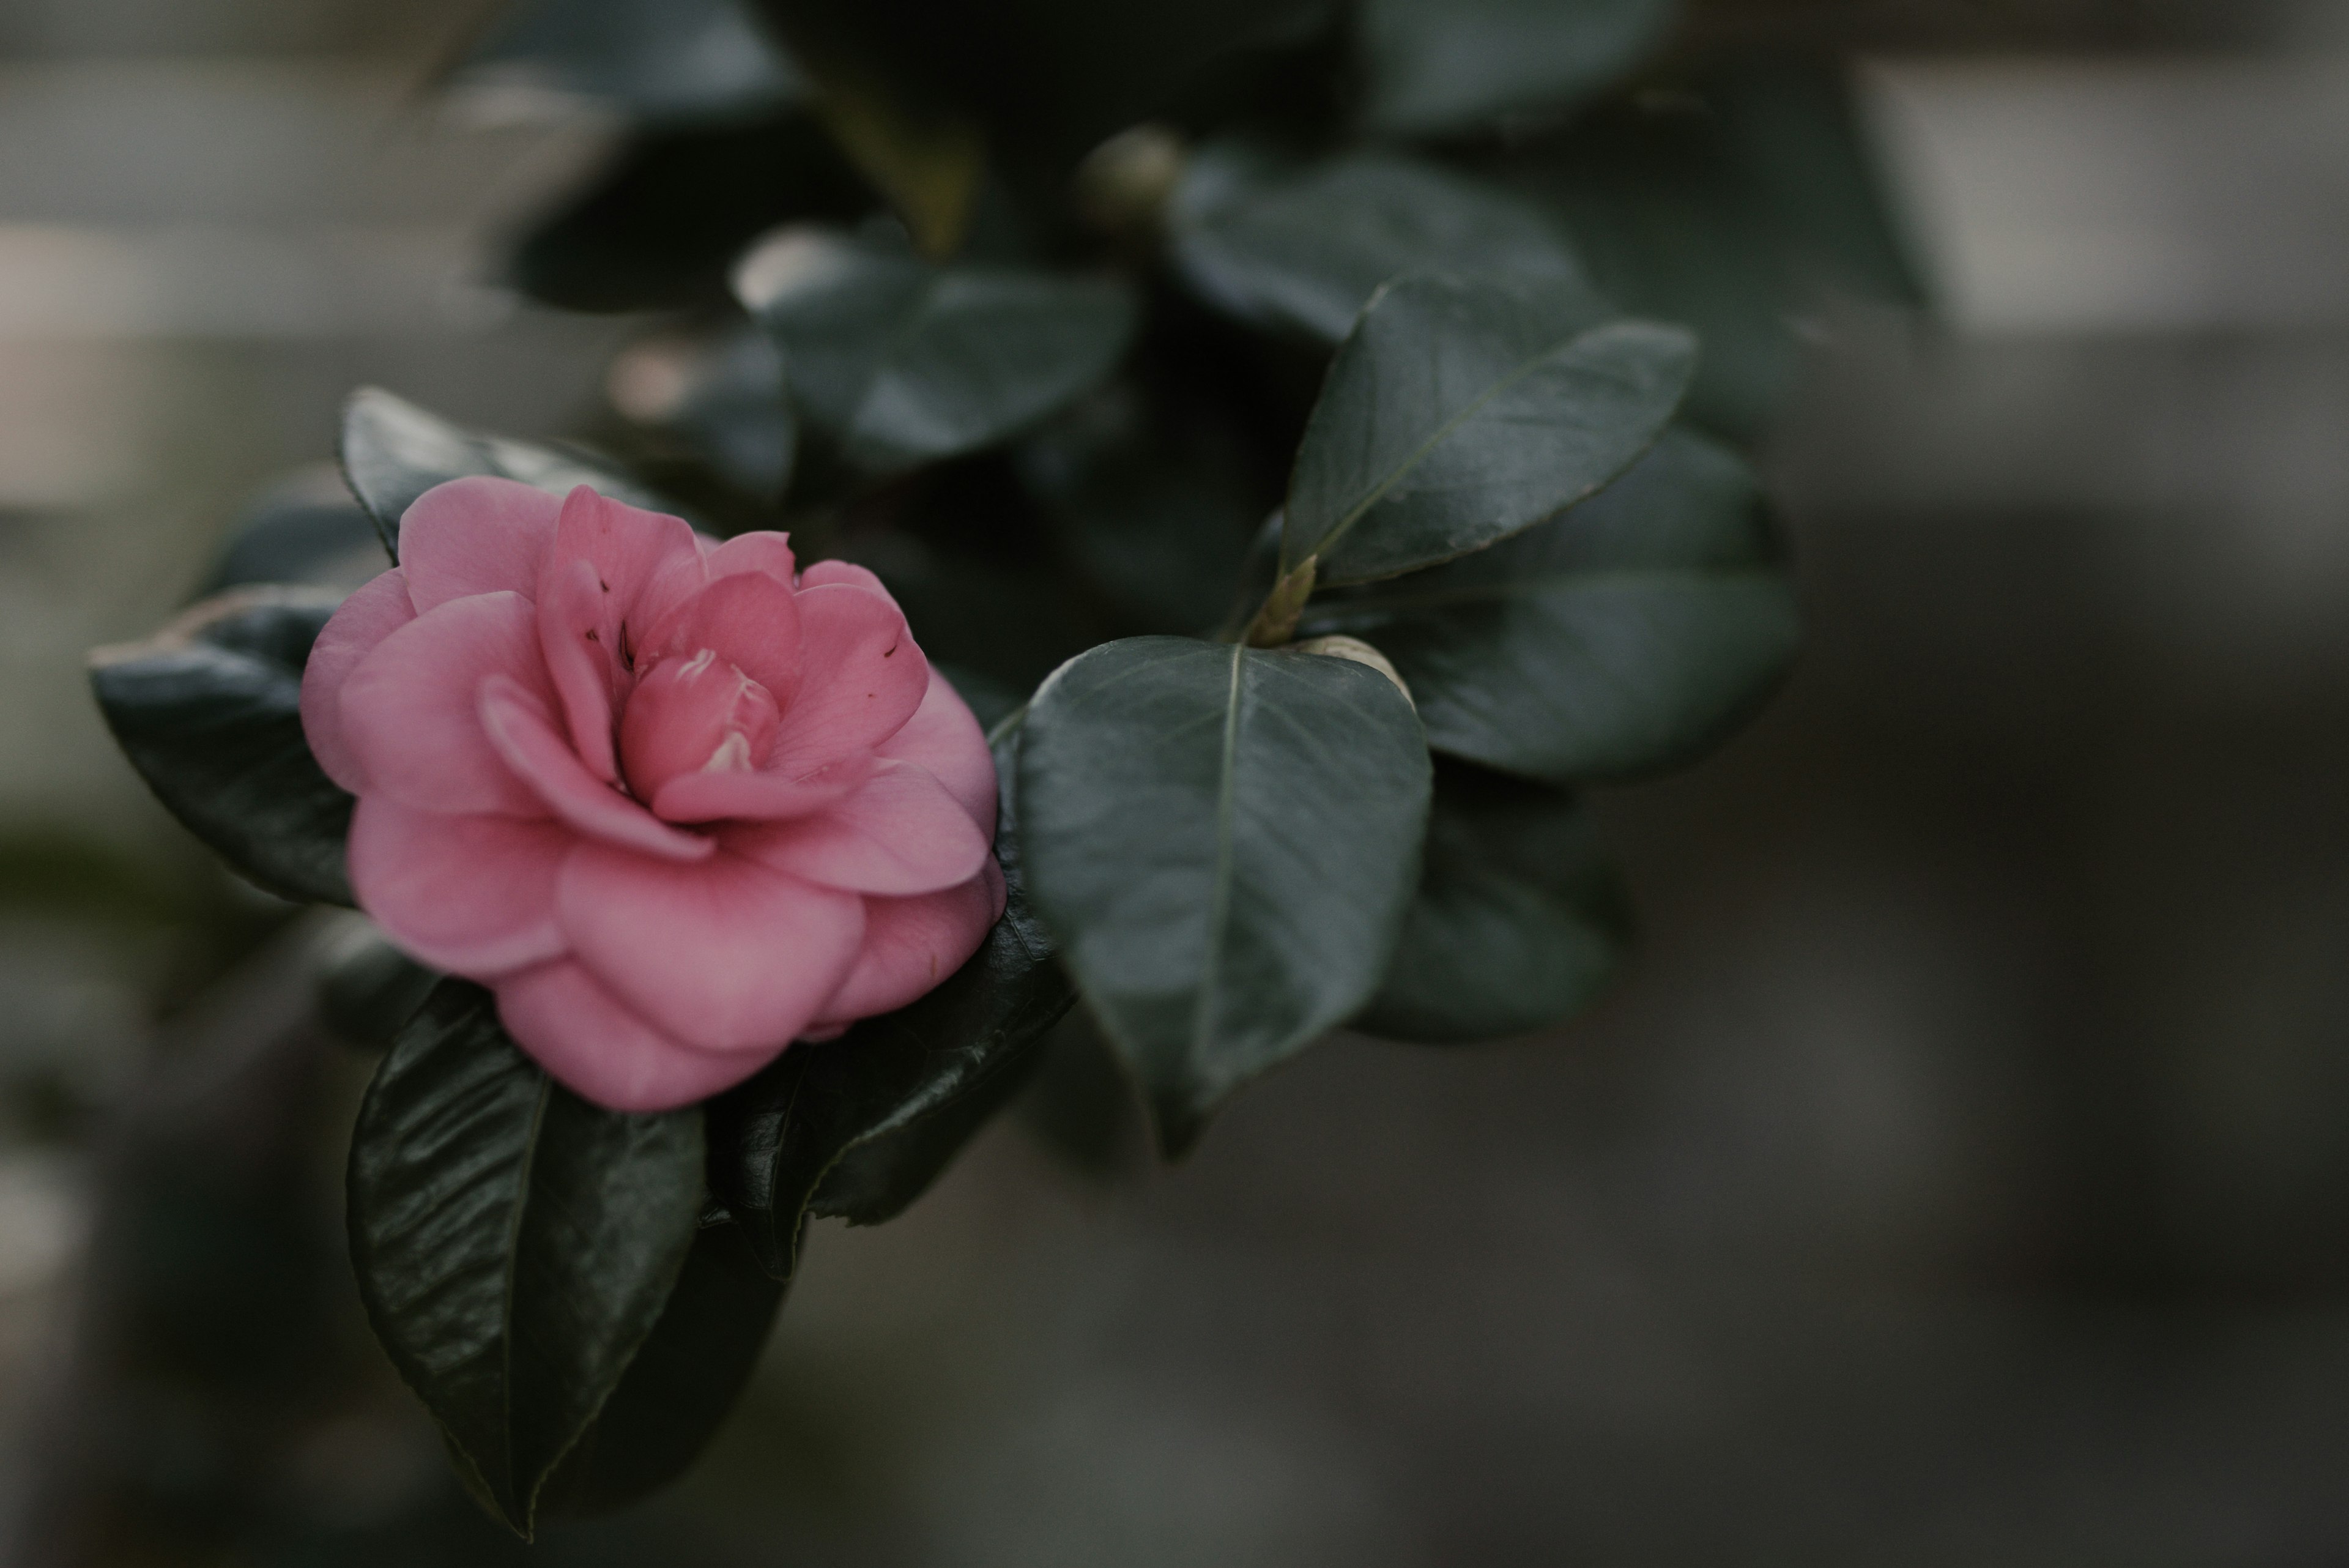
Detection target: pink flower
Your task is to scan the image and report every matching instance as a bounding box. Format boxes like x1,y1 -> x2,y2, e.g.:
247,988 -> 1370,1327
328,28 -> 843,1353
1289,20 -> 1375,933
300,479 -> 1003,1112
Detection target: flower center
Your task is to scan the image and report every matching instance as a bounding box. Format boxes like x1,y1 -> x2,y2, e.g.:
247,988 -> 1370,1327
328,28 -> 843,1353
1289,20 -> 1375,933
617,647 -> 781,803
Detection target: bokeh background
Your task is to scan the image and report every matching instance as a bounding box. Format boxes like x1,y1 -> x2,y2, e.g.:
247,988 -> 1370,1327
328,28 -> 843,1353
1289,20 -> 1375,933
5,0 -> 2349,1561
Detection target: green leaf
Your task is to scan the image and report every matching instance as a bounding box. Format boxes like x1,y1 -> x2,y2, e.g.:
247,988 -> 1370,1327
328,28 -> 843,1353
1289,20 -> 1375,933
1170,147 -> 1586,342
1019,637 -> 1431,1154
1355,762 -> 1627,1044
735,227 -> 1137,473
612,327 -> 798,502
317,924 -> 440,1049
1283,271 -> 1695,587
1358,0 -> 1677,136
341,387 -> 677,558
1299,427 -> 1798,781
347,981 -> 706,1538
709,722 -> 1075,1277
537,1219 -> 785,1517
450,0 -> 803,124
90,589 -> 353,905
199,466 -> 385,597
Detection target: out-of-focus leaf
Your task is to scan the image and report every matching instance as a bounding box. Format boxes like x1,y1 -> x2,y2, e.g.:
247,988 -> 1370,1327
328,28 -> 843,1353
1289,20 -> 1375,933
737,227 -> 1137,472
1019,636 -> 1430,1154
347,981 -> 705,1538
1355,763 -> 1627,1043
1014,1011 -> 1145,1180
1284,272 -> 1694,587
789,40 -> 985,259
316,923 -> 439,1049
538,1219 -> 784,1516
199,466 -> 385,598
1504,100 -> 1802,436
609,327 -> 798,501
451,0 -> 803,124
510,116 -> 871,313
1299,427 -> 1798,781
341,387 -> 676,555
1020,387 -> 1264,634
1357,0 -> 1677,136
709,723 -> 1074,1276
845,533 -> 1096,693
1170,147 -> 1585,341
90,589 -> 352,906
1712,57 -> 1929,308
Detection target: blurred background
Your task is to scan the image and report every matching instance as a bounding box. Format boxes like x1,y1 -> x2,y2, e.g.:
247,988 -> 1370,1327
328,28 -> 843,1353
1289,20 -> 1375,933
6,0 -> 2349,1562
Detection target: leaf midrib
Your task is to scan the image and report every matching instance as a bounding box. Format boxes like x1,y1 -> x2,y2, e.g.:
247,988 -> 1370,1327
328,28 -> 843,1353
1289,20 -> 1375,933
1189,642 -> 1247,1072
1305,565 -> 1782,620
497,1074 -> 552,1525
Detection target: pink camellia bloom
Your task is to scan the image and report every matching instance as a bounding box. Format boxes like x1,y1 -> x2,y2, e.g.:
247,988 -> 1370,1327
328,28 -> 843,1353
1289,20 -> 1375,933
300,478 -> 1003,1112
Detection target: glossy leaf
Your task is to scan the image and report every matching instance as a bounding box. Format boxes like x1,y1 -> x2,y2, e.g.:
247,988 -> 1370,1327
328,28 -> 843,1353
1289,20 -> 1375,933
1358,0 -> 1677,136
1299,427 -> 1799,782
538,1219 -> 785,1516
347,981 -> 706,1538
510,116 -> 871,313
709,723 -> 1075,1277
1284,272 -> 1695,587
341,387 -> 675,556
1019,637 -> 1431,1154
451,0 -> 803,124
90,589 -> 353,905
1170,147 -> 1585,342
735,227 -> 1137,472
1355,764 -> 1628,1044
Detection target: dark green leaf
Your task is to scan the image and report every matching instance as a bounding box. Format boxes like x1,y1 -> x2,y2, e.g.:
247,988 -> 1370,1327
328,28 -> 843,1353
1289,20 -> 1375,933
341,387 -> 677,556
199,466 -> 385,598
1284,271 -> 1694,587
1019,636 -> 1431,1154
90,589 -> 353,905
510,116 -> 871,313
710,723 -> 1075,1276
347,981 -> 706,1538
1170,147 -> 1586,342
452,0 -> 803,124
1300,427 -> 1799,781
1355,763 -> 1627,1043
1712,57 -> 1928,309
1357,0 -> 1677,136
735,226 -> 1137,472
317,924 -> 440,1050
612,327 -> 798,502
538,1219 -> 785,1516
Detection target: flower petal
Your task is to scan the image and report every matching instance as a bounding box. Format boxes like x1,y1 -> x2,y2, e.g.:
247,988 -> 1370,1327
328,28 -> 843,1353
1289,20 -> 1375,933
340,591 -> 548,816
557,844 -> 865,1052
811,861 -> 1004,1025
398,477 -> 559,614
300,568 -> 415,794
875,666 -> 997,838
651,749 -> 872,824
548,485 -> 703,648
534,555 -> 621,782
798,559 -> 889,596
725,759 -> 988,895
479,675 -> 713,861
768,583 -> 929,771
640,569 -> 801,702
706,530 -> 796,587
497,960 -> 778,1112
347,797 -> 569,977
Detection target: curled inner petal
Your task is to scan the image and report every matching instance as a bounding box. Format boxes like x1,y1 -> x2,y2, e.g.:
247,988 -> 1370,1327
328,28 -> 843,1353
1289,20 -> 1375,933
618,649 -> 781,804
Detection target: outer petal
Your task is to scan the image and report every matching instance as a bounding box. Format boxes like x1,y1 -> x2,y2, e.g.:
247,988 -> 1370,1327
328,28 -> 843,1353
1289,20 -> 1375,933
556,844 -> 864,1052
706,531 -> 796,587
497,960 -> 777,1112
640,569 -> 801,702
810,861 -> 1004,1025
340,591 -> 549,816
549,485 -> 703,645
875,666 -> 996,838
478,675 -> 713,861
725,759 -> 988,895
347,797 -> 568,977
535,555 -> 620,782
651,749 -> 872,824
768,583 -> 929,771
398,477 -> 559,614
798,559 -> 889,596
300,568 -> 415,794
